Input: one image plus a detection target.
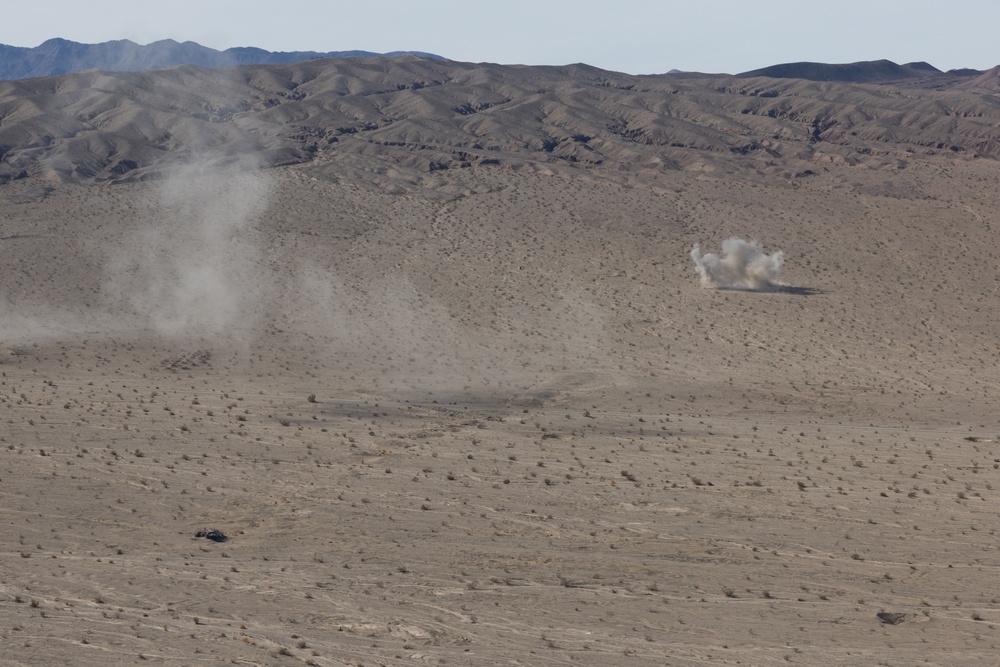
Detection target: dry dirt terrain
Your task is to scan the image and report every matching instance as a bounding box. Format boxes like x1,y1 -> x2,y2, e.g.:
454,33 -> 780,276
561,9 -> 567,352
2,57 -> 1000,666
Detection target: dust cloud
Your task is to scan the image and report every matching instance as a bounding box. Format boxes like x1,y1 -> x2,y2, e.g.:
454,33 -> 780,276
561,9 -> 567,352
690,237 -> 784,290
102,164 -> 273,340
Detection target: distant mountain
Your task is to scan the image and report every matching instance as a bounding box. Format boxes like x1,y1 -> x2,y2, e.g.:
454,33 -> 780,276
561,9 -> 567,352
0,38 -> 444,80
957,65 -> 1000,93
738,59 -> 954,83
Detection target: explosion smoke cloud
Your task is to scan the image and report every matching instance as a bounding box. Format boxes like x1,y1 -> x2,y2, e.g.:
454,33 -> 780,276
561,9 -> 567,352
690,237 -> 784,290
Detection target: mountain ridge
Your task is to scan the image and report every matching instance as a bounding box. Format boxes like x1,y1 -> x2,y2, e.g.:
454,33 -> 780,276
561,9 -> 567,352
736,58 -> 1000,85
0,37 -> 444,80
3,56 -> 1000,185
739,59 -> 941,82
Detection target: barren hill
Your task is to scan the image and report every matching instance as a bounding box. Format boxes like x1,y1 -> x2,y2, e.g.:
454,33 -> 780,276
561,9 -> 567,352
3,55 -> 1000,186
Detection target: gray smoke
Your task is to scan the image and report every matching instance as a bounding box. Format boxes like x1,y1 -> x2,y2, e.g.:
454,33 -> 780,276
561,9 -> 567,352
690,237 -> 784,290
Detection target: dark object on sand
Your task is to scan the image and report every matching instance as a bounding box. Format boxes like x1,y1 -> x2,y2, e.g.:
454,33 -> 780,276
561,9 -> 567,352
877,612 -> 906,625
195,528 -> 229,543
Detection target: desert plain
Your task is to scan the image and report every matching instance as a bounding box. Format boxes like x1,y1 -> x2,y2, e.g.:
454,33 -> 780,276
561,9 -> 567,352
3,57 -> 1000,665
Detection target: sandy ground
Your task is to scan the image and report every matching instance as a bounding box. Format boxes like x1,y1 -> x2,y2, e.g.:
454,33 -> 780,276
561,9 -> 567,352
3,156 -> 1000,665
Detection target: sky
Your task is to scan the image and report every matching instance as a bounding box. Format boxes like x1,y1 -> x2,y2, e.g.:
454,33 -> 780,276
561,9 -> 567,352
6,1 -> 1000,75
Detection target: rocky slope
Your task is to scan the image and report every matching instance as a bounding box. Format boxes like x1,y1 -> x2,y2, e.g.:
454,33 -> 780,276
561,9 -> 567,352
2,55 -> 1000,186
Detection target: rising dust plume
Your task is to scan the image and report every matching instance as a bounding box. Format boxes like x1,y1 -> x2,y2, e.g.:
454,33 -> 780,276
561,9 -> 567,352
102,165 -> 272,340
690,237 -> 784,290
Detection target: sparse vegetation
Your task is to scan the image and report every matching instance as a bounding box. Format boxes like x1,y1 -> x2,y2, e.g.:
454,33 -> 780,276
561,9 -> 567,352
2,67 -> 999,665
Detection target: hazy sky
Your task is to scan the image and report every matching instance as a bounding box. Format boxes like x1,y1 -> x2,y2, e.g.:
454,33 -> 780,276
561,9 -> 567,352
7,1 -> 1000,74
